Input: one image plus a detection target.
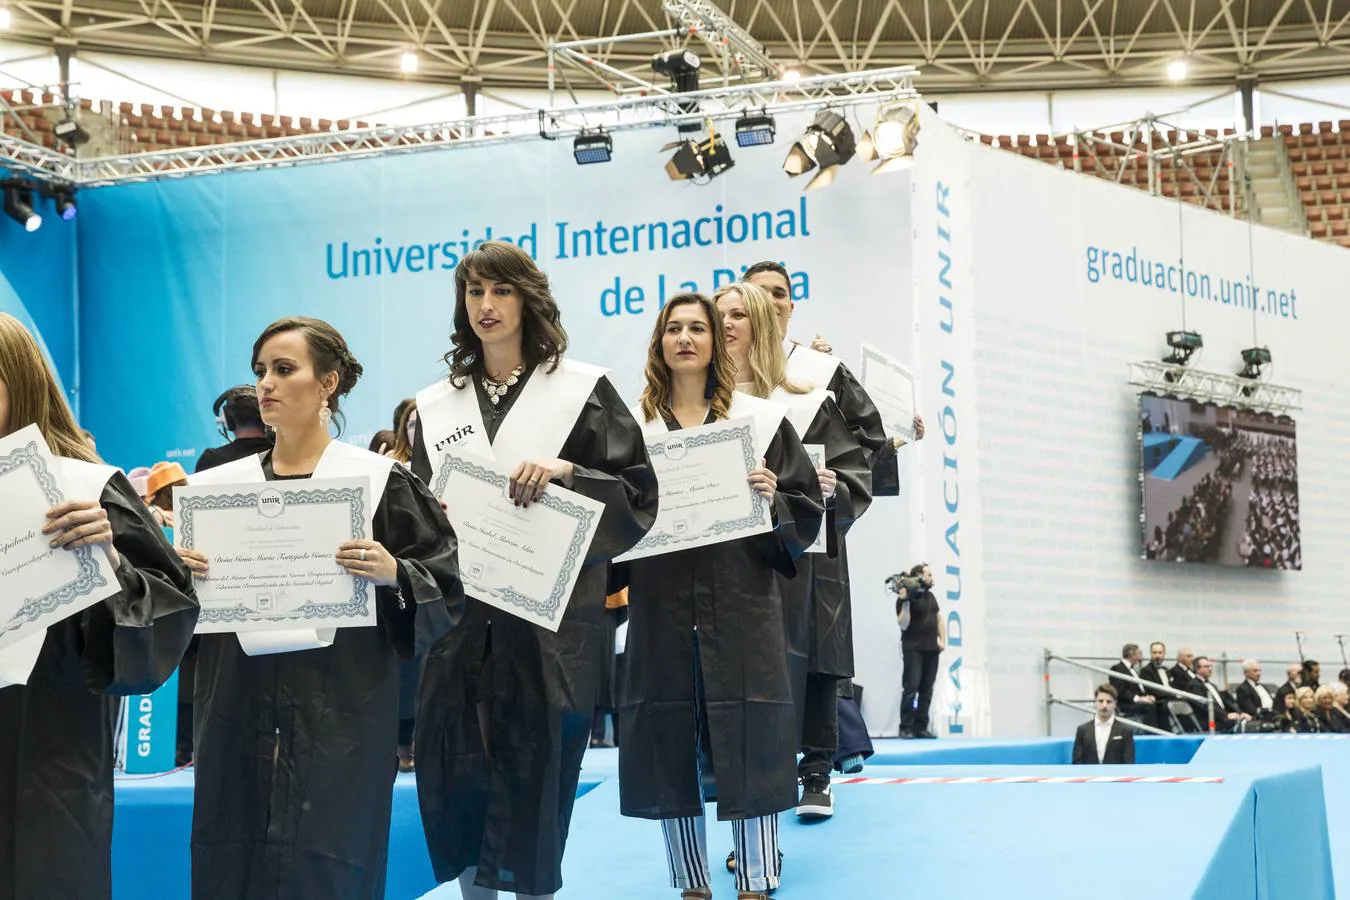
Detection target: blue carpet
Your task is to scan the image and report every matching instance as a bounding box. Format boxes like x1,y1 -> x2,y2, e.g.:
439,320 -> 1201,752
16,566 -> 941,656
1149,435 -> 1208,480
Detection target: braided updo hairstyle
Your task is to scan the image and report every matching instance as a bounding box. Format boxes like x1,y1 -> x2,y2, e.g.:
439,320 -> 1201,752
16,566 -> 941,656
251,316 -> 365,434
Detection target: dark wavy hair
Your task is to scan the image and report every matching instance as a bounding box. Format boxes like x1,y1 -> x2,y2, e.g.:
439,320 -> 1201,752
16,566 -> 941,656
445,241 -> 567,386
639,293 -> 736,425
251,316 -> 364,435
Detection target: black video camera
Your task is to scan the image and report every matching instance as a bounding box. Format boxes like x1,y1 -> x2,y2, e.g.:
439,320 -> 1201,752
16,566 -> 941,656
885,574 -> 923,597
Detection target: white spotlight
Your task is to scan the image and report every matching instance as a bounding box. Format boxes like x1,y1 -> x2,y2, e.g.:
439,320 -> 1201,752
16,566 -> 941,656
400,51 -> 420,74
1167,59 -> 1189,82
782,67 -> 801,82
0,8 -> 12,30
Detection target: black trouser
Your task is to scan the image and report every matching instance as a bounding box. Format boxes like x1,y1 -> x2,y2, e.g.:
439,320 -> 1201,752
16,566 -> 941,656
900,649 -> 941,732
798,672 -> 839,779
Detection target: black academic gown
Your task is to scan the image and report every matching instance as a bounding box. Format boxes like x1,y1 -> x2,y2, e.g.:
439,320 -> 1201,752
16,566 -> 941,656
190,456 -> 462,900
617,412 -> 824,822
413,371 -> 658,896
785,344 -> 888,486
777,395 -> 872,729
0,470 -> 198,900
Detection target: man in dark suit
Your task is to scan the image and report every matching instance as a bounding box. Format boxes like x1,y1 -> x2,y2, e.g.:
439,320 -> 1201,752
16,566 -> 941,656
1072,684 -> 1136,764
1273,663 -> 1302,712
1235,659 -> 1277,719
1191,656 -> 1250,733
1110,643 -> 1160,729
1169,647 -> 1196,693
1138,642 -> 1175,730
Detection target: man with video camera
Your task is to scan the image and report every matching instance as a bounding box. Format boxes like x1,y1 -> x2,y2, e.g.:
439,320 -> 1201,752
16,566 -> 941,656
891,563 -> 944,739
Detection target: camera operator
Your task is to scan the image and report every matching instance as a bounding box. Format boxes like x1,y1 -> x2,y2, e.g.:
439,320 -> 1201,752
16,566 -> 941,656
195,385 -> 272,473
892,563 -> 944,739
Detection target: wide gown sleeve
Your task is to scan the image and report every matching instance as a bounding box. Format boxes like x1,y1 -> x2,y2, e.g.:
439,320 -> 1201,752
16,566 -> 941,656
375,464 -> 465,659
754,417 -> 826,577
561,376 -> 659,564
78,472 -> 199,696
828,362 -> 888,464
806,395 -> 872,551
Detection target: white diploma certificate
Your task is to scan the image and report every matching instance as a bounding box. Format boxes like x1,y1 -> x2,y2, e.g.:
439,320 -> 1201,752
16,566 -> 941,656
802,443 -> 827,554
616,417 -> 771,562
431,452 -> 604,633
860,343 -> 918,441
0,425 -> 118,666
174,477 -> 377,636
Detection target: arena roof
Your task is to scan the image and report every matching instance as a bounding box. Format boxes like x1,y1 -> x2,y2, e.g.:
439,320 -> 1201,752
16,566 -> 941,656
5,0 -> 1350,94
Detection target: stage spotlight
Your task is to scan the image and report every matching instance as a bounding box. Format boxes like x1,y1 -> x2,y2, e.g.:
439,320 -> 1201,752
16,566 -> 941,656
782,109 -> 856,192
651,48 -> 702,129
573,130 -> 613,165
0,8 -> 10,30
4,186 -> 41,232
1167,59 -> 1189,82
53,187 -> 77,221
783,68 -> 802,82
664,130 -> 735,182
1238,346 -> 1272,380
400,51 -> 420,74
53,118 -> 90,148
858,101 -> 921,174
734,112 -> 776,147
1161,330 -> 1203,370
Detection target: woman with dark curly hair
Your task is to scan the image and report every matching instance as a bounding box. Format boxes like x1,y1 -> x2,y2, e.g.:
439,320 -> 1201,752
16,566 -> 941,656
412,241 -> 658,900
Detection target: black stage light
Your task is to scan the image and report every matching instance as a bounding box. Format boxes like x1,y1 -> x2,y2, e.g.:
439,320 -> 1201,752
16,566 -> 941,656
573,130 -> 613,165
664,131 -> 735,182
858,101 -> 921,174
53,187 -> 77,221
734,112 -> 776,147
53,118 -> 90,148
782,109 -> 857,191
652,48 -> 702,130
3,186 -> 41,232
1238,346 -> 1272,380
1162,330 -> 1203,365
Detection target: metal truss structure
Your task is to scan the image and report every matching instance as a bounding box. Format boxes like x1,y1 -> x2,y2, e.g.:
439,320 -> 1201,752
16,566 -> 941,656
2,1 -> 1350,94
2,66 -> 918,186
1127,360 -> 1302,415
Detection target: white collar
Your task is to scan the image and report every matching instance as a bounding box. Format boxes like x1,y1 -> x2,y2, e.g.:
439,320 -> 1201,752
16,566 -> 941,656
1096,716 -> 1115,729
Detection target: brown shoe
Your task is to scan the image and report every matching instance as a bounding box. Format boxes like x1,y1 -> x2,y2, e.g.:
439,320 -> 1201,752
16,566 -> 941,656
396,744 -> 415,773
680,888 -> 712,899
737,893 -> 768,900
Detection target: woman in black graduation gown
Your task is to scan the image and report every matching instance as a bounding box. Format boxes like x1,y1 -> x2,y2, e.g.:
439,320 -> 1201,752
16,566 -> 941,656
0,312 -> 199,900
177,317 -> 463,900
411,241 -> 657,900
714,282 -> 871,813
615,293 -> 824,900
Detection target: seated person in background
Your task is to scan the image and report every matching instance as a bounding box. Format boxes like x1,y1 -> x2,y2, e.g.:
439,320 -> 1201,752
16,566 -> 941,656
196,385 -> 272,472
1303,659 -> 1322,693
1330,683 -> 1350,732
1191,657 -> 1250,733
1139,642 -> 1173,728
1315,686 -> 1349,733
368,429 -> 398,456
145,461 -> 189,529
1293,687 -> 1321,733
1235,659 -> 1276,719
1274,691 -> 1298,733
1072,684 -> 1135,765
1169,647 -> 1197,694
1110,643 -> 1158,729
1274,663 -> 1303,711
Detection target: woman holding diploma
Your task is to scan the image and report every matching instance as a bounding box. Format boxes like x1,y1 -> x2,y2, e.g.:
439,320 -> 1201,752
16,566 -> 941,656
179,317 -> 463,900
412,241 -> 658,900
0,312 -> 199,900
615,293 -> 823,900
715,282 -> 871,816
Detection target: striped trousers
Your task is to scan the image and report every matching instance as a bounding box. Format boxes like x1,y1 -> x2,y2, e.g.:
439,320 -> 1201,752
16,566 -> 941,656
658,632 -> 782,894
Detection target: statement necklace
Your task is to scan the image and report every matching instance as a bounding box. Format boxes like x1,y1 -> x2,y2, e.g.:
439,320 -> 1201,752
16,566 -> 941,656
482,365 -> 525,406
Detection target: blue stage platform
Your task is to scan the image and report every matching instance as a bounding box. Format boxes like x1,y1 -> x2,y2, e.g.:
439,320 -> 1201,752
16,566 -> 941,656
111,736 -> 1342,900
1149,435 -> 1209,480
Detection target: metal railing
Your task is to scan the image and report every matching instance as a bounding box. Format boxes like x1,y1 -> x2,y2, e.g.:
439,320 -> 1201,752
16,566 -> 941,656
1045,650 -> 1215,737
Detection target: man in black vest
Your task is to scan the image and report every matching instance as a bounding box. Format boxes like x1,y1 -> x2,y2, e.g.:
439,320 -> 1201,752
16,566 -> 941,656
1072,684 -> 1135,764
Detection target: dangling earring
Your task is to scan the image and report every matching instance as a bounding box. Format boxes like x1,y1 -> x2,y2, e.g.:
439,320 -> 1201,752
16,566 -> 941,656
318,396 -> 332,429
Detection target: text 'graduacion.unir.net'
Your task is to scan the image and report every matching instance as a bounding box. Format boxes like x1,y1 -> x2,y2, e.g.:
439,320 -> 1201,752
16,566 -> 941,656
324,198 -> 812,280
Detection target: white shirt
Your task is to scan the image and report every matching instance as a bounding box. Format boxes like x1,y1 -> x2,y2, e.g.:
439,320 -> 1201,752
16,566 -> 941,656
1094,716 -> 1116,762
1248,679 -> 1273,710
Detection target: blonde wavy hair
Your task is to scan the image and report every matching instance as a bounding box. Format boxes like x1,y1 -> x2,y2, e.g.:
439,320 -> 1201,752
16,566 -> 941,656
639,293 -> 736,425
713,282 -> 809,400
0,313 -> 98,463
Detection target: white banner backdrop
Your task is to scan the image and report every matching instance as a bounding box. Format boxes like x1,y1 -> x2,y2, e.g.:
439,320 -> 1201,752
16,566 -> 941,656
956,131 -> 1350,736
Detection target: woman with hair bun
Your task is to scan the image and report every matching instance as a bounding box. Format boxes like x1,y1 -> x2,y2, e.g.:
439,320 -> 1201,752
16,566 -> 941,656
180,316 -> 464,900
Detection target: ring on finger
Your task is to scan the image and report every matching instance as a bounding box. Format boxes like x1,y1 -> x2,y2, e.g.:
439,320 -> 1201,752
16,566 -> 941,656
359,548 -> 367,561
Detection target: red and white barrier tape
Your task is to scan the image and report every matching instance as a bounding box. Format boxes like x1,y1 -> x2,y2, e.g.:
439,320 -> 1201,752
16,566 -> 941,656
833,775 -> 1224,785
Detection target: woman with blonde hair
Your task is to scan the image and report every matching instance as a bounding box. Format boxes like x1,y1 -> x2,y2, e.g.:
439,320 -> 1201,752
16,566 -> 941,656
0,312 -> 199,900
616,292 -> 823,900
713,281 -> 872,820
1315,685 -> 1349,733
1293,686 -> 1321,733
